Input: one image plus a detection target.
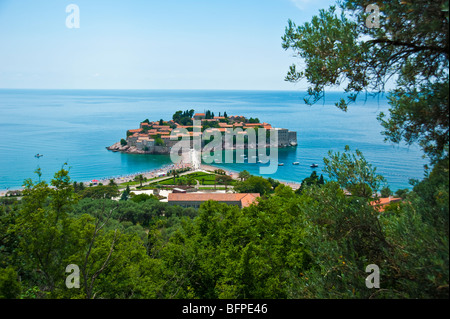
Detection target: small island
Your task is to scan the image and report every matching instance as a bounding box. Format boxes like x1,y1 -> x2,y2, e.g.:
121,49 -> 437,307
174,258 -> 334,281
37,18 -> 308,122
107,110 -> 298,155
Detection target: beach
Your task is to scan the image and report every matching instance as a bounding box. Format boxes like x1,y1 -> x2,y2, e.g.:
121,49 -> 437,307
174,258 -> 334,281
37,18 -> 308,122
200,163 -> 301,190
87,162 -> 192,188
0,159 -> 302,197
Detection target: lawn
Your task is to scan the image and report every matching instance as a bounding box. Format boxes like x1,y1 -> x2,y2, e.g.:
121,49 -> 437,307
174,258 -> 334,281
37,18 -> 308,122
153,171 -> 236,186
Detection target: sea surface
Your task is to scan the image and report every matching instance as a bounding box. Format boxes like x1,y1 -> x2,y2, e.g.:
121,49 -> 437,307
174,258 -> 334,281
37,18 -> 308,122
0,89 -> 427,191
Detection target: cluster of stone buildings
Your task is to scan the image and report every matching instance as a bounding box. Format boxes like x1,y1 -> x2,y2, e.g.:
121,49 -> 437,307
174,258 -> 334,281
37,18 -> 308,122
117,112 -> 297,154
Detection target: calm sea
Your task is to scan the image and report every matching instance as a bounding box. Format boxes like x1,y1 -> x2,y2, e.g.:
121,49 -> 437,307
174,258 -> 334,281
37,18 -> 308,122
0,89 -> 427,191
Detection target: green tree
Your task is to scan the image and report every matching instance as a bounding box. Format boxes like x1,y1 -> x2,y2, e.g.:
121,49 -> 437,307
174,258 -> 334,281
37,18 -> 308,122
238,170 -> 251,181
380,158 -> 449,298
120,138 -> 127,146
0,267 -> 21,299
295,171 -> 324,195
267,177 -> 280,190
135,174 -> 145,188
395,188 -> 409,199
155,137 -> 165,146
81,185 -> 120,199
129,193 -> 158,203
215,175 -> 232,190
171,170 -> 178,185
11,167 -> 79,295
120,185 -> 131,201
282,1 -> 449,162
248,117 -> 260,124
234,176 -> 272,196
288,182 -> 390,298
323,145 -> 386,198
108,179 -> 117,187
380,186 -> 393,198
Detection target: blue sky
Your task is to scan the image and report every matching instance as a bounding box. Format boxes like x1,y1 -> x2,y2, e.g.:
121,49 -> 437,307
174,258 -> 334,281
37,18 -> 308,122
0,0 -> 336,90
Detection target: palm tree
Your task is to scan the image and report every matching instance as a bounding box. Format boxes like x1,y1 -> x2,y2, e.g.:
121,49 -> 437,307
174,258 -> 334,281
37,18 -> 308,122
135,174 -> 144,188
223,175 -> 232,190
238,170 -> 251,181
172,170 -> 178,185
109,179 -> 117,187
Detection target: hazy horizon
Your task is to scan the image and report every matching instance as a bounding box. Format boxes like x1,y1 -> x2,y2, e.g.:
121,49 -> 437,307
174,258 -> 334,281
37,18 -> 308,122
0,0 -> 341,91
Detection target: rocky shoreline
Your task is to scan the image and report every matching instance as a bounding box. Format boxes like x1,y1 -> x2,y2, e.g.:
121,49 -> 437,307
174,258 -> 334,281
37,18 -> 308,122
106,142 -> 155,154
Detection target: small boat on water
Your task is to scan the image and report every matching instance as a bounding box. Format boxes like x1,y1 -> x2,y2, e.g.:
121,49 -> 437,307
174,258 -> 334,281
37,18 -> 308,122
293,162 -> 299,165
35,154 -> 43,158
310,163 -> 318,168
278,163 -> 284,166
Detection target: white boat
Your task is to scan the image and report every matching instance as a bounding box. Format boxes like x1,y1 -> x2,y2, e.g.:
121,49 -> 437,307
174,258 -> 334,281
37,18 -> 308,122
278,163 -> 284,166
310,163 -> 319,168
257,160 -> 263,163
293,162 -> 299,165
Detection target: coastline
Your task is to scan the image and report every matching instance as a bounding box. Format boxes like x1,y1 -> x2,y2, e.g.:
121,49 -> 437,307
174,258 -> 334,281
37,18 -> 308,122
200,163 -> 302,190
1,160 -> 302,197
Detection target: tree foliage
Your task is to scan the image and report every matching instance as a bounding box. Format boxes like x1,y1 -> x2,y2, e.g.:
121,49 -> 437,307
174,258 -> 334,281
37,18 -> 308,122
323,145 -> 386,198
234,176 -> 272,196
0,149 -> 448,299
282,0 -> 449,162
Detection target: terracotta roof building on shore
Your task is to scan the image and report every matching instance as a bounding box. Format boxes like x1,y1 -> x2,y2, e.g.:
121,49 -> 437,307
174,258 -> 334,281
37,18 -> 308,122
370,197 -> 402,212
168,193 -> 260,208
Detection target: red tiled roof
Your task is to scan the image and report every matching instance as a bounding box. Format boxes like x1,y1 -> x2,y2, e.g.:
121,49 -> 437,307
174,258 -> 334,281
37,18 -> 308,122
370,197 -> 402,212
201,119 -> 218,122
168,193 -> 260,208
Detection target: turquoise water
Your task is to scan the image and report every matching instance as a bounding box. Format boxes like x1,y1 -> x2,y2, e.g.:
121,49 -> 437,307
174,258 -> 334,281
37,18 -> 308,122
0,89 -> 427,191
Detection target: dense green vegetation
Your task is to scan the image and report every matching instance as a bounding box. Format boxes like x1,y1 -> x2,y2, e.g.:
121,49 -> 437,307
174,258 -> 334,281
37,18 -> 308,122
154,171 -> 236,188
172,109 -> 195,126
282,0 -> 448,164
0,148 -> 447,299
0,0 -> 447,300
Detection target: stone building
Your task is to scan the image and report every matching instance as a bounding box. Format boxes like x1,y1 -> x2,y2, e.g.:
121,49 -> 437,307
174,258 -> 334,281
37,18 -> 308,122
167,193 -> 260,209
